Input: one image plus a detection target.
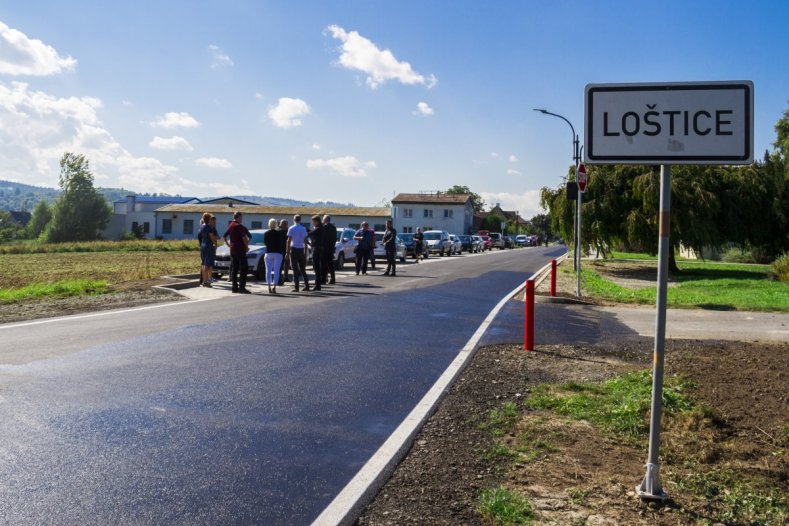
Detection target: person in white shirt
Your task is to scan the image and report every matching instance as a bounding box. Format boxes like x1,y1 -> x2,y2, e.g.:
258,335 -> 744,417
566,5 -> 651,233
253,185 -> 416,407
286,214 -> 310,292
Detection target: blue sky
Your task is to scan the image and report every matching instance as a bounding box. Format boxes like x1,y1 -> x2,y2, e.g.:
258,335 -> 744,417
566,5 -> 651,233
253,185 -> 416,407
1,0 -> 787,215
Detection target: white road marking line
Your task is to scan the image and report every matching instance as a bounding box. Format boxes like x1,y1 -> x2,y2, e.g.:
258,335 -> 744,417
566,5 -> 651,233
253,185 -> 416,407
0,297 -> 219,330
311,276 -> 529,526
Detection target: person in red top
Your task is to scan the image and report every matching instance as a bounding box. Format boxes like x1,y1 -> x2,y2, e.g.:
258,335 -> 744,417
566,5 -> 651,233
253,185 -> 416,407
222,211 -> 251,293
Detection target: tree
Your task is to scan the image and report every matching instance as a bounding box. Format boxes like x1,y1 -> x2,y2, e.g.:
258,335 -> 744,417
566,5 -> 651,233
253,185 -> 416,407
45,153 -> 112,242
529,213 -> 552,244
0,211 -> 24,242
26,200 -> 52,239
445,185 -> 486,213
483,212 -> 505,232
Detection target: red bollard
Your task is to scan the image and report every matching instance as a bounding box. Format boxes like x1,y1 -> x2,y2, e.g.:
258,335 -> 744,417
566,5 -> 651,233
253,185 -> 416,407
524,279 -> 535,351
550,258 -> 557,297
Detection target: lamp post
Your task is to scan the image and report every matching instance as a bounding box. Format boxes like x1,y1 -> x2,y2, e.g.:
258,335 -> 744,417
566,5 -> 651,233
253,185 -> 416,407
534,108 -> 581,288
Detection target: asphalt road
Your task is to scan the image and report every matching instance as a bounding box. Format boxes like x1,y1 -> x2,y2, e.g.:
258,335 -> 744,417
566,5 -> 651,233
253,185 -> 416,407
0,246 -> 564,525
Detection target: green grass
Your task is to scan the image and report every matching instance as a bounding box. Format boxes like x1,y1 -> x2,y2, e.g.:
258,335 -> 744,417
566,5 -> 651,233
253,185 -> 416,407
480,401 -> 521,436
479,487 -> 535,525
579,260 -> 789,312
668,469 -> 789,525
526,370 -> 696,439
0,279 -> 108,302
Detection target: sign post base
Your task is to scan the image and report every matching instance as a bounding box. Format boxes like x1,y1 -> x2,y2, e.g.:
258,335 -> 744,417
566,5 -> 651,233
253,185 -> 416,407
636,463 -> 668,501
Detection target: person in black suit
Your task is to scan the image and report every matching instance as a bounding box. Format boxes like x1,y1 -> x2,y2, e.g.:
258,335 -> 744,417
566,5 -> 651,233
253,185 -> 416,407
322,215 -> 337,285
307,215 -> 325,291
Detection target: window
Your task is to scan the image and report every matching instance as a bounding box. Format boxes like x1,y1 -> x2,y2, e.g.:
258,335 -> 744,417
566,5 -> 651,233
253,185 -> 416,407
349,223 -> 360,230
403,208 -> 413,218
143,222 -> 150,234
183,219 -> 194,235
402,226 -> 413,233
251,221 -> 262,230
162,219 -> 172,234
374,224 -> 386,232
131,221 -> 138,232
423,209 -> 433,218
444,209 -> 453,218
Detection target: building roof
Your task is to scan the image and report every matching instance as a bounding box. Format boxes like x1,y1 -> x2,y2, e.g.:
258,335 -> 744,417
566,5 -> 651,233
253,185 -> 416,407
199,196 -> 259,205
391,192 -> 472,205
155,203 -> 392,217
115,195 -> 198,204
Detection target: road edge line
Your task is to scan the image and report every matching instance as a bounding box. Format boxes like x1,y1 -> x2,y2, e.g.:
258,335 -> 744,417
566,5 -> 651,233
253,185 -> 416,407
0,297 -> 219,330
310,277 -> 530,526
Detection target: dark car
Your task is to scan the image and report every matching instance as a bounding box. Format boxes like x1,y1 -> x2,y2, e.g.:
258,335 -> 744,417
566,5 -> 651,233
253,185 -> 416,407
458,235 -> 475,253
399,233 -> 429,259
504,235 -> 515,249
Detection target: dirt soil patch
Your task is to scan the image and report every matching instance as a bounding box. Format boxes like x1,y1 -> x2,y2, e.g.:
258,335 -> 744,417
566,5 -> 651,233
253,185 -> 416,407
358,340 -> 788,525
0,280 -> 184,324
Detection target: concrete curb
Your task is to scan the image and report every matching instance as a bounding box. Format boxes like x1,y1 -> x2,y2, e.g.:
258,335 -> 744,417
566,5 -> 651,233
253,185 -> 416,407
310,278 -> 530,526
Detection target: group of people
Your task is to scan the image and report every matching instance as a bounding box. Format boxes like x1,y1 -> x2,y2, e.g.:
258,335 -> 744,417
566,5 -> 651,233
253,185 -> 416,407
198,212 -> 401,294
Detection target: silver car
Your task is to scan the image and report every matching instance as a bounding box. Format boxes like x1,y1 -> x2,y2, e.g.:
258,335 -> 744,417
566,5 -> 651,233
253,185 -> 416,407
423,230 -> 452,256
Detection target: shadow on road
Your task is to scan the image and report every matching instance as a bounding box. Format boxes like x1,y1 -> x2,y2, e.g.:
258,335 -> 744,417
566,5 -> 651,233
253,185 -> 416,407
480,300 -> 647,348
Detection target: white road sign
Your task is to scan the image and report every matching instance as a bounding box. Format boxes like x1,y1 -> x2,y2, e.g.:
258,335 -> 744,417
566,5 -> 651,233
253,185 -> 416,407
584,81 -> 753,164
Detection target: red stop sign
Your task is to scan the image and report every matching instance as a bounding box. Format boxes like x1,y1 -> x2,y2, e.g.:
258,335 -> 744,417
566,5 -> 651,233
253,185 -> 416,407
577,164 -> 587,192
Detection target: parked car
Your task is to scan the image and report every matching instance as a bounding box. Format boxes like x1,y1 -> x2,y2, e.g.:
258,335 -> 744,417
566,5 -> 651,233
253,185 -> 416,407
213,229 -> 268,279
480,235 -> 492,251
515,234 -> 529,246
333,227 -> 358,269
448,234 -> 462,255
399,233 -> 429,259
504,235 -> 516,249
373,232 -> 407,262
458,235 -> 475,253
488,232 -> 505,249
423,230 -> 452,256
472,235 -> 484,252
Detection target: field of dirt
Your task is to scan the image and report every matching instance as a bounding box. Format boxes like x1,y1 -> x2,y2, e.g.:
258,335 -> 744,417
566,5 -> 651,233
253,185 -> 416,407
358,340 -> 788,525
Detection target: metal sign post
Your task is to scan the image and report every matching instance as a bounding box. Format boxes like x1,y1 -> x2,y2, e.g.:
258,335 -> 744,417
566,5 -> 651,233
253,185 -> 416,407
637,164 -> 671,500
583,80 -> 754,502
576,164 -> 587,297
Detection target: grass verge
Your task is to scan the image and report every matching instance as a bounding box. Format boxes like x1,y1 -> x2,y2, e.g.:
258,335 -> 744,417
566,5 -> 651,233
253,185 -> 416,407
0,279 -> 107,302
479,487 -> 535,525
565,258 -> 789,312
526,370 -> 696,440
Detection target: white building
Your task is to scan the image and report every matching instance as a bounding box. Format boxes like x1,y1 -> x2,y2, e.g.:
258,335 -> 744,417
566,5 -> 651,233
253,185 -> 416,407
391,193 -> 473,235
152,203 -> 392,240
104,195 -> 199,240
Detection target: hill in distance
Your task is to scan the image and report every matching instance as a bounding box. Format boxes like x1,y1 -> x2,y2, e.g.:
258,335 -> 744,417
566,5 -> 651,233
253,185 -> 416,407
0,180 -> 356,212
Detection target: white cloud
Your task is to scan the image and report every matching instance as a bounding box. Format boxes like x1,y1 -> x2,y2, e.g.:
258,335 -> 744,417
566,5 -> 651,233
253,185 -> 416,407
150,111 -> 200,129
306,156 -> 376,177
509,154 -> 519,163
208,44 -> 233,68
149,135 -> 193,151
326,25 -> 437,89
0,21 -> 77,76
122,100 -> 133,106
479,190 -> 543,218
267,97 -> 311,129
254,92 -> 264,100
311,143 -> 321,150
196,157 -> 232,169
0,81 -> 250,195
506,169 -> 521,176
414,101 -> 434,116
490,152 -> 500,159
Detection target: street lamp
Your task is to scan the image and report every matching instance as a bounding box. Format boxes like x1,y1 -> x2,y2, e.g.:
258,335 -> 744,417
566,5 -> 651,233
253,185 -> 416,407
534,108 -> 582,295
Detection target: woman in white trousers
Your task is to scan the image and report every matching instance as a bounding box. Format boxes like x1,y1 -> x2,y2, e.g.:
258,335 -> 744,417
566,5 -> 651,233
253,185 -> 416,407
263,218 -> 284,294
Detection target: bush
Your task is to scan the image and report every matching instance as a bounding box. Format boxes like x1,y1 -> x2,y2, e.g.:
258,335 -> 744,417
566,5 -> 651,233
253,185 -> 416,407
773,253 -> 789,282
721,247 -> 758,264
